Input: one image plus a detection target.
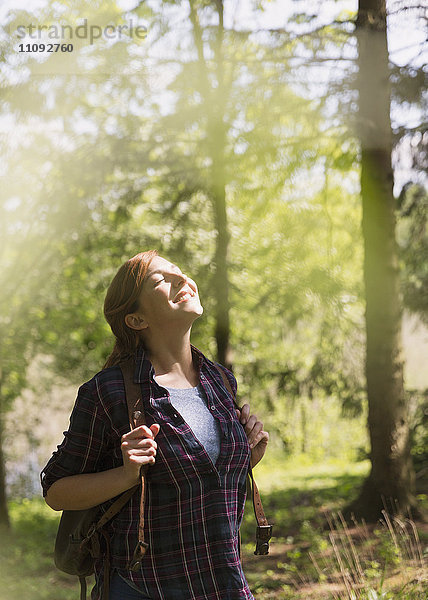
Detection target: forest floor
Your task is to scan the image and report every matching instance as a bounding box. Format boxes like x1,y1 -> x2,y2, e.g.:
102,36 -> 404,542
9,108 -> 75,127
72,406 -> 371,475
240,456 -> 428,599
242,524 -> 428,599
1,457 -> 426,600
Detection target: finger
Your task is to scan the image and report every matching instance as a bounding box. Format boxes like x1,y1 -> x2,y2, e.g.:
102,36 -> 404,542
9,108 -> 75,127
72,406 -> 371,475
247,421 -> 263,446
250,430 -> 269,449
240,404 -> 251,425
122,425 -> 155,441
128,446 -> 157,457
235,408 -> 241,419
123,438 -> 157,450
244,414 -> 258,435
150,423 -> 161,438
128,453 -> 156,465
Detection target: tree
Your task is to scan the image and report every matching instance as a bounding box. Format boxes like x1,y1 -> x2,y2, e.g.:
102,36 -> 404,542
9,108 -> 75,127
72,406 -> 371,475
187,0 -> 232,367
132,0 -> 326,368
265,0 -> 424,519
349,0 -> 418,519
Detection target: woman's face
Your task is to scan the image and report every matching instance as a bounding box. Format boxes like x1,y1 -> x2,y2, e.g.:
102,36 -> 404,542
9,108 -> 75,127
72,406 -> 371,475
132,256 -> 203,331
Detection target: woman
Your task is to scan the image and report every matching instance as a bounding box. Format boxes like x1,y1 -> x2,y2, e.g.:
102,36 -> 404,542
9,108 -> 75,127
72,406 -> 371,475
41,250 -> 269,600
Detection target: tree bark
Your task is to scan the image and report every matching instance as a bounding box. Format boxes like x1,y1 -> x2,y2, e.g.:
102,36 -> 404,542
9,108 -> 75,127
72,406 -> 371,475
211,1 -> 232,369
211,172 -> 232,369
349,0 -> 417,520
0,410 -> 10,528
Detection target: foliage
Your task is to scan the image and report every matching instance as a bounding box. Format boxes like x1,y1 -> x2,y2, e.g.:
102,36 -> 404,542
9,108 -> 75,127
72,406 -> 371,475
1,0 -> 367,396
397,184 -> 428,323
408,388 -> 428,477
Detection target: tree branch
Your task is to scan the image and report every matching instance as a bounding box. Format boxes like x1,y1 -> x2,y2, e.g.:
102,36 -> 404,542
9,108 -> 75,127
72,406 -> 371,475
187,0 -> 212,101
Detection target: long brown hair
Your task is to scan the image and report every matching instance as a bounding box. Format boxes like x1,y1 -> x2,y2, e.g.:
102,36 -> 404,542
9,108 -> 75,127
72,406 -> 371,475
103,250 -> 158,368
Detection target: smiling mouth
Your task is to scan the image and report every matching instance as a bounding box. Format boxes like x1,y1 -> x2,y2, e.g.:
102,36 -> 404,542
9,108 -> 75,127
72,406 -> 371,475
173,290 -> 195,303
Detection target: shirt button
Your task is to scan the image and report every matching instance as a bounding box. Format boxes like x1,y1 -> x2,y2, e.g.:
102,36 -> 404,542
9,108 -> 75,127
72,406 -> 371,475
173,412 -> 179,419
133,410 -> 142,420
210,405 -> 215,411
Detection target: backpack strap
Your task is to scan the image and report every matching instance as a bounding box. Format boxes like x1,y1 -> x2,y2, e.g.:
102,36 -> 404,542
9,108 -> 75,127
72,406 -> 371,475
93,485 -> 138,600
78,576 -> 87,600
76,438 -> 140,598
120,359 -> 150,571
214,363 -> 273,555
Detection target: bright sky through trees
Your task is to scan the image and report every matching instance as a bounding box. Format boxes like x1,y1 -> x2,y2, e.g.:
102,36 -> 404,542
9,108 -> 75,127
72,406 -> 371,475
1,0 -> 426,65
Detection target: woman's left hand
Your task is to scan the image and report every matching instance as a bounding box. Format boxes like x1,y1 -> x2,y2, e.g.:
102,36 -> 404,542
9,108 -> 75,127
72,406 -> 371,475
236,404 -> 269,468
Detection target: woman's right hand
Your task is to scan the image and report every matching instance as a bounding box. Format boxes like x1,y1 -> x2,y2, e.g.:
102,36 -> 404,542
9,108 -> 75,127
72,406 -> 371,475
45,423 -> 161,510
121,424 -> 160,483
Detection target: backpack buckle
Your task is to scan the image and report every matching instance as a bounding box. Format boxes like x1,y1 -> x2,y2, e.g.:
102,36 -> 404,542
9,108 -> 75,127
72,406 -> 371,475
128,540 -> 149,571
254,525 -> 272,555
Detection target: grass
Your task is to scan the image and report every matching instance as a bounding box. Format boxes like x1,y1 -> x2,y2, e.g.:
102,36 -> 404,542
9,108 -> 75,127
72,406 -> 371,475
1,457 -> 426,599
0,497 -> 87,600
240,455 -> 428,599
241,455 -> 372,542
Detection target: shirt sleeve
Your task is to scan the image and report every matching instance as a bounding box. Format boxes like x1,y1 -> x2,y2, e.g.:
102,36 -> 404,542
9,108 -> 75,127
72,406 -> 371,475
40,379 -> 107,497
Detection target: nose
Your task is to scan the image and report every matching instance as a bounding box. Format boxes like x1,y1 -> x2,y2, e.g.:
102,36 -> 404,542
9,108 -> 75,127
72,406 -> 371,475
173,272 -> 187,286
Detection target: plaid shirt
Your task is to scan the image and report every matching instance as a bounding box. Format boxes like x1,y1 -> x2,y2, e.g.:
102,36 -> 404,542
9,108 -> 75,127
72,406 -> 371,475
41,345 -> 253,600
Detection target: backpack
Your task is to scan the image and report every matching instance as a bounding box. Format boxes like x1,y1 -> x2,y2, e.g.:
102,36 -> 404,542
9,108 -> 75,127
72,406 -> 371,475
53,359 -> 272,600
54,359 -> 146,600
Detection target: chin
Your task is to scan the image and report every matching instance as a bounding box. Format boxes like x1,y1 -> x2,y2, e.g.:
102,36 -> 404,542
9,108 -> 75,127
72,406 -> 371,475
187,297 -> 203,314
191,302 -> 203,317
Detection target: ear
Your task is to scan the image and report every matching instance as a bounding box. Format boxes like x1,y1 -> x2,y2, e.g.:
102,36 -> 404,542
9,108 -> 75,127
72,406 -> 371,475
125,312 -> 148,331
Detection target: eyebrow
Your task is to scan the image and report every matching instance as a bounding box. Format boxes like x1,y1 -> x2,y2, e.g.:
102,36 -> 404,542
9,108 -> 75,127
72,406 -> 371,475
148,264 -> 181,278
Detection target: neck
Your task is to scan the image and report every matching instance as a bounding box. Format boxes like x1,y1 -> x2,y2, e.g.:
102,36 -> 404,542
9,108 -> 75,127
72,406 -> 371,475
143,327 -> 197,383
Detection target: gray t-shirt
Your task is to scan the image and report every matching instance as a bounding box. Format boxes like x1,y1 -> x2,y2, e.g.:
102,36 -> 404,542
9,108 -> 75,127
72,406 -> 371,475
162,383 -> 222,465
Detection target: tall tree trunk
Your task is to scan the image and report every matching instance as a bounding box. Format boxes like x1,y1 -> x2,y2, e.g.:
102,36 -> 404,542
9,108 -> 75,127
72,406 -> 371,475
300,401 -> 307,454
0,409 -> 10,528
189,0 -> 232,368
211,173 -> 232,369
350,0 -> 417,520
210,0 -> 232,369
